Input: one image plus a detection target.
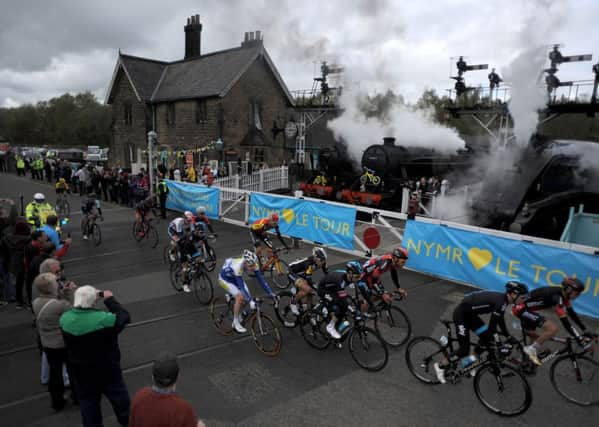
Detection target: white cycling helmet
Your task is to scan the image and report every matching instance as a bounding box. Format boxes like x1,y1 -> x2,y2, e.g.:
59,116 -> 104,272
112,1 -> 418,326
312,247 -> 327,261
183,211 -> 194,221
243,249 -> 258,266
196,205 -> 206,215
34,193 -> 45,202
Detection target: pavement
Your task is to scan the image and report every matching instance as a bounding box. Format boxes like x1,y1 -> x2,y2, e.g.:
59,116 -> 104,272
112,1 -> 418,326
0,171 -> 597,427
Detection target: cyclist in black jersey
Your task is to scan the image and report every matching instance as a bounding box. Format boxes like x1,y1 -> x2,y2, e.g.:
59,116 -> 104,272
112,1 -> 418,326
434,281 -> 529,383
316,261 -> 362,339
288,247 -> 328,315
512,277 -> 591,365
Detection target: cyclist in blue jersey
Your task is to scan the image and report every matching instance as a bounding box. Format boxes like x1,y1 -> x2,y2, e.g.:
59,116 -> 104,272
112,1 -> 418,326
218,250 -> 276,333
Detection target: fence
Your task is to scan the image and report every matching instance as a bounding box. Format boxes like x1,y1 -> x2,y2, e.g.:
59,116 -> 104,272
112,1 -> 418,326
212,166 -> 288,201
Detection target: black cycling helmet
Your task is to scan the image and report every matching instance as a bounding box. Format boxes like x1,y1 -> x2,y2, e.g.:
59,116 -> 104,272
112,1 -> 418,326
505,281 -> 529,296
312,247 -> 327,261
562,277 -> 584,293
392,246 -> 409,260
346,260 -> 363,276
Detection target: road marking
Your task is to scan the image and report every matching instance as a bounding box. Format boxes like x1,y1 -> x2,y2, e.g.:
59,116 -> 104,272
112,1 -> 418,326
62,248 -> 141,264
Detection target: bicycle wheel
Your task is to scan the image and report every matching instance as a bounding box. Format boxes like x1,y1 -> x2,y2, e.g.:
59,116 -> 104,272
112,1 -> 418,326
169,262 -> 184,292
299,310 -> 331,350
132,221 -> 144,242
550,355 -> 599,406
192,270 -> 214,305
274,290 -> 299,328
474,363 -> 532,416
146,225 -> 159,248
270,259 -> 290,289
91,223 -> 102,246
374,306 -> 412,348
359,175 -> 367,184
348,326 -> 389,372
81,218 -> 88,235
405,336 -> 447,384
162,245 -> 171,265
249,312 -> 282,356
204,245 -> 217,272
63,199 -> 70,217
210,297 -> 234,336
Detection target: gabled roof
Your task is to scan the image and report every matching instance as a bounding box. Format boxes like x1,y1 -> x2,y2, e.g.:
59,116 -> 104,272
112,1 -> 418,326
105,44 -> 294,106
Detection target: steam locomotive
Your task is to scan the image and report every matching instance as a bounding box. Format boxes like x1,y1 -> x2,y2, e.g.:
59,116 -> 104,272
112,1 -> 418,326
300,137 -> 475,208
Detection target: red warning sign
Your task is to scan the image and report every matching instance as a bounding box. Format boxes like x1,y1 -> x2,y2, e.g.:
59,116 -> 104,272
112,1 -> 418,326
363,227 -> 381,249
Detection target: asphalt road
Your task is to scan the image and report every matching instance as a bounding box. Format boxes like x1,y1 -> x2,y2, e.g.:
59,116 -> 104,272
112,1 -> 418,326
0,171 -> 597,427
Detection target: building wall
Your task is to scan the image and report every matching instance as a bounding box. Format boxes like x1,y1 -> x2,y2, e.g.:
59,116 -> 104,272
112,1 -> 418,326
110,69 -> 150,168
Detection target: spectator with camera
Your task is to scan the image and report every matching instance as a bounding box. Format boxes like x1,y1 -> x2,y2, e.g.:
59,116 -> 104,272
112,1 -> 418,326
32,272 -> 77,412
60,286 -> 131,427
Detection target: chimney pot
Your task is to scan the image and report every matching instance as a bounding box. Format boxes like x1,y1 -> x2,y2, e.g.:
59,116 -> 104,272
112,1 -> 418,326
187,17 -> 191,25
195,14 -> 200,23
256,30 -> 261,41
250,31 -> 255,41
383,137 -> 396,147
244,32 -> 249,42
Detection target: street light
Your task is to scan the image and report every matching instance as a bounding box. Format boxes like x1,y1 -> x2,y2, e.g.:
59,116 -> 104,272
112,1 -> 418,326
147,130 -> 157,196
215,138 -> 224,176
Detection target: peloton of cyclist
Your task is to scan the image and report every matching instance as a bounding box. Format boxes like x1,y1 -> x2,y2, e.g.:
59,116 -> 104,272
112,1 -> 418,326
360,246 -> 409,310
218,250 -> 276,333
316,261 -> 364,339
434,281 -> 529,384
288,247 -> 328,316
512,277 -> 593,365
250,212 -> 289,264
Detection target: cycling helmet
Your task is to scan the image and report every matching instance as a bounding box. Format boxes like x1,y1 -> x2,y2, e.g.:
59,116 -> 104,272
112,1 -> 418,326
196,205 -> 206,215
392,246 -> 409,260
33,193 -> 45,202
562,277 -> 584,293
505,281 -> 529,296
243,249 -> 258,266
270,213 -> 280,222
58,177 -> 66,183
183,211 -> 194,221
312,247 -> 327,261
346,260 -> 363,275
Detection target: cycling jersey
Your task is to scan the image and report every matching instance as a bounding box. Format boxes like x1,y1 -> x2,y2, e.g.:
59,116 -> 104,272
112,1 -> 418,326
362,254 -> 401,289
193,214 -> 214,234
135,198 -> 154,217
316,271 -> 354,319
512,286 -> 586,337
453,291 -> 509,357
218,257 -> 274,300
288,255 -> 328,282
250,217 -> 278,234
55,181 -> 69,193
167,218 -> 193,239
81,198 -> 101,216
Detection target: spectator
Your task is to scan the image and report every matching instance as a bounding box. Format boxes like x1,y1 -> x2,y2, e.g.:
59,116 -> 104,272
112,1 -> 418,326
39,215 -> 72,259
32,272 -> 77,412
130,351 -> 204,427
6,218 -> 31,308
60,286 -> 131,427
26,242 -> 56,308
416,176 -> 428,193
24,230 -> 48,299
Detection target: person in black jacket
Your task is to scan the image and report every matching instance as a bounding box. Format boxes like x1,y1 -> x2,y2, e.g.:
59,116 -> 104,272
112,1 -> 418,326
60,286 -> 131,427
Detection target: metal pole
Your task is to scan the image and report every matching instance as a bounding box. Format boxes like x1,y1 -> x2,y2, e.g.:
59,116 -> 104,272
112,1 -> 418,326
147,131 -> 157,198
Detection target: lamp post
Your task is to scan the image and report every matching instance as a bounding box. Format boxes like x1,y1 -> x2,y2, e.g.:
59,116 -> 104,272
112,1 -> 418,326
147,130 -> 157,196
215,138 -> 224,176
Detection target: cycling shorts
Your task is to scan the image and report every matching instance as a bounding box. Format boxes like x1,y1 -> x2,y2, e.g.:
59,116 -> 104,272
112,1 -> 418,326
218,275 -> 250,299
518,310 -> 545,330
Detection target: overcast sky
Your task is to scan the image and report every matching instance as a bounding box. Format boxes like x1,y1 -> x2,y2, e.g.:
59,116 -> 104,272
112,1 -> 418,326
1,0 -> 598,108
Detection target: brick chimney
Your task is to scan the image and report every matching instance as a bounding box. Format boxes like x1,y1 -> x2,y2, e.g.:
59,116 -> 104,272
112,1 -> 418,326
241,30 -> 263,48
184,14 -> 202,59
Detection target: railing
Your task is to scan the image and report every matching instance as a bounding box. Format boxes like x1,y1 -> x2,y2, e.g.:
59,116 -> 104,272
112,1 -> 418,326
212,166 -> 289,200
290,88 -> 342,107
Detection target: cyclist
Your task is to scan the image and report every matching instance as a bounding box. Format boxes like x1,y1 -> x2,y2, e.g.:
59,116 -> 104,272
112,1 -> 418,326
218,250 -> 276,333
26,193 -> 54,227
55,178 -> 70,195
512,277 -> 592,365
434,281 -> 529,384
167,211 -> 195,292
194,206 -> 215,235
288,247 -> 328,316
316,261 -> 363,339
134,196 -> 155,236
360,246 -> 409,310
81,192 -> 103,240
250,212 -> 289,263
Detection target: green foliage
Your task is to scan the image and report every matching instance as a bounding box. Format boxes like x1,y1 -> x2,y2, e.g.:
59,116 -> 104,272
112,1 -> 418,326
0,92 -> 111,147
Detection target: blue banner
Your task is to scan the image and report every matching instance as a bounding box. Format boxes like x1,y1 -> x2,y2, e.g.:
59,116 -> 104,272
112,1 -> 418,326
403,221 -> 599,319
249,193 -> 356,250
165,180 -> 219,219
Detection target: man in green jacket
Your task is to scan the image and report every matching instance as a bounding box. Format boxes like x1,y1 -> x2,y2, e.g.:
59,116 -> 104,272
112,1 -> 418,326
60,286 -> 131,427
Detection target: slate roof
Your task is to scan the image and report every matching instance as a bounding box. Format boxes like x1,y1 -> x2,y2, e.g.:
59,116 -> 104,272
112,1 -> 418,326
105,44 -> 293,105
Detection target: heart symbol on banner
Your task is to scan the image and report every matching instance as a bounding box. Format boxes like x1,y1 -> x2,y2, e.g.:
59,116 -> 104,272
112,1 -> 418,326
282,208 -> 294,224
467,248 -> 493,271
